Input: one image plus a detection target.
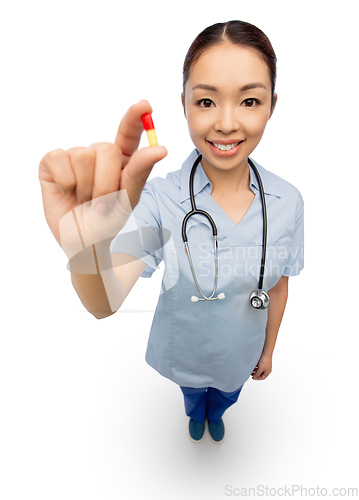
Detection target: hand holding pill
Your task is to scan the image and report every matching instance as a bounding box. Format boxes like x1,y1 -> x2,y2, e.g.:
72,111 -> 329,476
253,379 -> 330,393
39,100 -> 167,261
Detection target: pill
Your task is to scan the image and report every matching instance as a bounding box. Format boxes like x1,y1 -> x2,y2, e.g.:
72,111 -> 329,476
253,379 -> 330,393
141,113 -> 158,147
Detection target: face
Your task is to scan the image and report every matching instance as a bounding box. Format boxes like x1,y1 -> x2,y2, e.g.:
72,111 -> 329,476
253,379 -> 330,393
182,42 -> 277,175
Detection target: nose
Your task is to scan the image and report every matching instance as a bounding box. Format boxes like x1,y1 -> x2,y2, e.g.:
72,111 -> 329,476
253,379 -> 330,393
214,105 -> 240,135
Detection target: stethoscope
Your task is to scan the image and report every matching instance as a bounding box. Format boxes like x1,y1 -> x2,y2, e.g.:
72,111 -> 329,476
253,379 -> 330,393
181,154 -> 270,310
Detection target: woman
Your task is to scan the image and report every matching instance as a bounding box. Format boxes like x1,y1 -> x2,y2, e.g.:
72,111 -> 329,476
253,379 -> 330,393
39,20 -> 304,445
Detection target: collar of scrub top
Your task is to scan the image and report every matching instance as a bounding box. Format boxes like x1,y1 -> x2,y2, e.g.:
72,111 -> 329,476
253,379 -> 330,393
179,149 -> 281,203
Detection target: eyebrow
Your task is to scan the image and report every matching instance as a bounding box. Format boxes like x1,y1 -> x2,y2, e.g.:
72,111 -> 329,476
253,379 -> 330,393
192,82 -> 267,92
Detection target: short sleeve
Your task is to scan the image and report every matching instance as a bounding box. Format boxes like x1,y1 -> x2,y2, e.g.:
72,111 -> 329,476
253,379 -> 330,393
110,181 -> 164,278
282,191 -> 304,277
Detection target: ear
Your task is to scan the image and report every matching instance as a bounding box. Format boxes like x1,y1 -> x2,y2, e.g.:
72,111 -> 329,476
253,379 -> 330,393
269,93 -> 278,120
181,92 -> 187,118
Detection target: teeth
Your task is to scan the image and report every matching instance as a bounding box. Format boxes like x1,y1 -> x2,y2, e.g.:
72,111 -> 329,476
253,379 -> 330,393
213,142 -> 240,151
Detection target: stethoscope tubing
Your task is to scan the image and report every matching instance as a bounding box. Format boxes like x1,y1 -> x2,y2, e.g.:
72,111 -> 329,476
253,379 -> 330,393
248,157 -> 267,290
181,154 -> 268,304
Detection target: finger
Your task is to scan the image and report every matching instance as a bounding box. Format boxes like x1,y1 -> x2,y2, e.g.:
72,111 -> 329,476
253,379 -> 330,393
88,142 -> 123,208
120,144 -> 168,209
252,367 -> 263,379
114,100 -> 153,157
253,369 -> 268,380
67,147 -> 95,203
39,149 -> 76,194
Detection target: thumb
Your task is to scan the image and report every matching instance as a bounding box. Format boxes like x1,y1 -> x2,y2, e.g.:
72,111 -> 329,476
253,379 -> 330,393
120,145 -> 168,209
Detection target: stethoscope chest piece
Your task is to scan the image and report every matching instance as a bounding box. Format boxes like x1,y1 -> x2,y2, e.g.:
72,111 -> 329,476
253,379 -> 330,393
250,290 -> 270,310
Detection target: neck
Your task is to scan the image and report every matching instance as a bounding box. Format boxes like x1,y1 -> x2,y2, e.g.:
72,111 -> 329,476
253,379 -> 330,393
201,157 -> 251,196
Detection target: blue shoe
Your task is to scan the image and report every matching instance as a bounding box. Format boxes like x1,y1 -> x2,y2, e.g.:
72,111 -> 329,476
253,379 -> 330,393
188,418 -> 205,442
207,418 -> 225,443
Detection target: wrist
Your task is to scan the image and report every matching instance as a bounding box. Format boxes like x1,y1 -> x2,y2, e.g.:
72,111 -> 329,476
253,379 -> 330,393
261,348 -> 273,358
67,238 -> 113,274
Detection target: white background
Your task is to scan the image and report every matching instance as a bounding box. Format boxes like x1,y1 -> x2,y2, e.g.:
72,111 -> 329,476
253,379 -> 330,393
1,0 -> 358,498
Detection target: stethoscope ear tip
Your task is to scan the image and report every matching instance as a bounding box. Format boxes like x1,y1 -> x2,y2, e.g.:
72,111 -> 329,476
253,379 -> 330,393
191,293 -> 225,302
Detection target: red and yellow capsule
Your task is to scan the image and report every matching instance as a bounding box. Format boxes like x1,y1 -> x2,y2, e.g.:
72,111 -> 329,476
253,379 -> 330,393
141,112 -> 158,147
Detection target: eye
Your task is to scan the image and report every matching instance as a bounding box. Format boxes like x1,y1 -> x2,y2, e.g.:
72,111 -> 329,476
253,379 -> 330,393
243,98 -> 261,107
197,98 -> 214,108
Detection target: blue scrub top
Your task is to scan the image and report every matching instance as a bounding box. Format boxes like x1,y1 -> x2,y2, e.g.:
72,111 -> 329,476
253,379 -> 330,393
110,149 -> 304,392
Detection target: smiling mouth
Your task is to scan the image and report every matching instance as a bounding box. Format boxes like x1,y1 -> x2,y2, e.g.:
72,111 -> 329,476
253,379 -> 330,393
207,141 -> 244,151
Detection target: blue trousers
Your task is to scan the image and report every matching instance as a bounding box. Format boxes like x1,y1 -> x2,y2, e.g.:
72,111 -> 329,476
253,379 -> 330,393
180,385 -> 243,425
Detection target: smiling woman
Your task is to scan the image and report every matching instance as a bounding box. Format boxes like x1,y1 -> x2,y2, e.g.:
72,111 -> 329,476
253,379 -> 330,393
114,21 -> 304,444
40,19 -> 304,446
181,37 -> 277,195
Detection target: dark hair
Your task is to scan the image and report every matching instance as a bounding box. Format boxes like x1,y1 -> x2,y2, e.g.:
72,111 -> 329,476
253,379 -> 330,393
182,20 -> 277,112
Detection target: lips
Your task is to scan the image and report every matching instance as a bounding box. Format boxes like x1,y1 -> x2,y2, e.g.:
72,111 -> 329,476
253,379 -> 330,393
207,139 -> 245,157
